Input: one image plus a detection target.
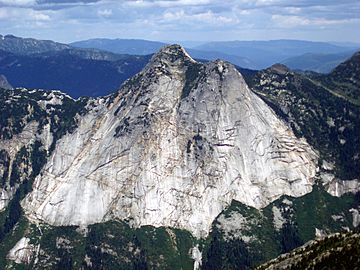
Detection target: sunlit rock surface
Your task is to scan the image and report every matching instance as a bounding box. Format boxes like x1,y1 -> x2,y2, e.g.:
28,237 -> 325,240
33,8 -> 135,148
23,45 -> 318,237
7,237 -> 36,264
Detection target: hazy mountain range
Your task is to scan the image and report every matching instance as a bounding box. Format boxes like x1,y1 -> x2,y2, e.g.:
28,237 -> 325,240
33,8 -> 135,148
72,38 -> 360,71
0,35 -> 256,97
0,34 -> 359,98
0,49 -> 150,97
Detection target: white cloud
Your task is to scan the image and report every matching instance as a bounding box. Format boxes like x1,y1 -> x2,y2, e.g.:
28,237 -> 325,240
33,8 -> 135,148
0,0 -> 359,43
126,0 -> 212,8
162,9 -> 239,25
97,8 -> 112,17
254,0 -> 281,6
0,7 -> 50,22
0,8 -> 9,18
285,7 -> 302,14
272,14 -> 360,27
0,0 -> 35,6
30,10 -> 51,21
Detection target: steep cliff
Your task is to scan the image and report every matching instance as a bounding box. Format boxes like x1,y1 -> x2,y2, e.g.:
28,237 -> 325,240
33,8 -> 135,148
23,45 -> 317,238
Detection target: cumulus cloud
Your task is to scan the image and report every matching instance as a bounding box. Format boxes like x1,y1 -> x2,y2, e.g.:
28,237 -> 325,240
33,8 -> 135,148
0,0 -> 36,6
37,0 -> 99,3
125,0 -> 212,8
272,14 -> 360,27
0,6 -> 51,24
97,8 -> 112,17
162,9 -> 238,25
0,0 -> 359,43
30,10 -> 50,21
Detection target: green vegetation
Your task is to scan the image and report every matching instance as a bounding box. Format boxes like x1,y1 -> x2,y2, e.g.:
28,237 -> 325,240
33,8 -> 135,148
1,221 -> 196,270
0,88 -> 46,140
256,231 -> 360,270
202,200 -> 279,270
316,52 -> 360,104
0,140 -> 47,267
202,185 -> 360,269
203,230 -> 251,270
292,184 -> 358,242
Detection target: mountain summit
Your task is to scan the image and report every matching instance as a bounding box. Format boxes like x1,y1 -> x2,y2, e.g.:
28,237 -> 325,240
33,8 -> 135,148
0,45 -> 359,269
22,45 -> 317,237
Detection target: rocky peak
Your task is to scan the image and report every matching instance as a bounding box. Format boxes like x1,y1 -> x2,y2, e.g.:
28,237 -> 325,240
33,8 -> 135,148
156,44 -> 195,61
112,45 -> 200,106
268,63 -> 290,75
147,44 -> 196,70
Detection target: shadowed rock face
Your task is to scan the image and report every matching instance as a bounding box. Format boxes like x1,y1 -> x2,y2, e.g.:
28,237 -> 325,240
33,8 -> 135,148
23,45 -> 318,237
0,74 -> 12,90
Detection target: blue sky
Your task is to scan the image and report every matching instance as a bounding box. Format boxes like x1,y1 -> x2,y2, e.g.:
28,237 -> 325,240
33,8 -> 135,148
0,0 -> 359,43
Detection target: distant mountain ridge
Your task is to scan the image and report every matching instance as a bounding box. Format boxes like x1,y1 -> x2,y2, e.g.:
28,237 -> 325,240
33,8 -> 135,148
0,35 -> 258,97
194,39 -> 359,70
71,38 -> 167,55
1,34 -> 359,99
281,50 -> 358,73
0,35 -> 151,97
0,49 -> 150,97
71,37 -> 359,71
0,34 -> 139,62
0,34 -> 69,55
71,38 -> 257,68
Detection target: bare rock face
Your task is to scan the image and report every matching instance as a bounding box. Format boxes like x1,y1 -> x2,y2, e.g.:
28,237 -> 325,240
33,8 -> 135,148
7,237 -> 36,264
23,45 -> 318,237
